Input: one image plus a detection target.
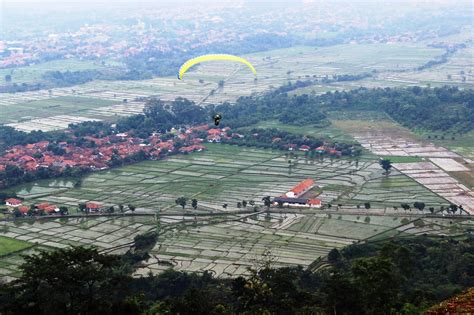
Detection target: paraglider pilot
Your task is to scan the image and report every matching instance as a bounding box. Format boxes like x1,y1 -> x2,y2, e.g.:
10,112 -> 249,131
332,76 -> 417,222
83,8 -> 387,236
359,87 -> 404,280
213,114 -> 222,126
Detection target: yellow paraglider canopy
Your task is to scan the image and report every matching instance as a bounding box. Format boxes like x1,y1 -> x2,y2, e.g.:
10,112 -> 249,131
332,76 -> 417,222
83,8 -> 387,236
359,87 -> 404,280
178,54 -> 257,80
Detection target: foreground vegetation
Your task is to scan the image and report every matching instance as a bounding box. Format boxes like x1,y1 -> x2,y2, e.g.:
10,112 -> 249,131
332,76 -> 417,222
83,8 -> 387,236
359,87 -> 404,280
0,235 -> 472,314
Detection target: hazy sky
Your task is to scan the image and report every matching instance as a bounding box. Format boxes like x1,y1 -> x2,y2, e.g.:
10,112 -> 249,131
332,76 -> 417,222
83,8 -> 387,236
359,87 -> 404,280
3,0 -> 472,3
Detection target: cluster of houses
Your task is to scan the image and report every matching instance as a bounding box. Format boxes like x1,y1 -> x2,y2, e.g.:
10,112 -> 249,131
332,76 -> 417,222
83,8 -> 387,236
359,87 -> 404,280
1,123 -> 331,213
3,197 -> 104,216
4,198 -> 60,215
273,178 -> 322,208
285,143 -> 342,156
0,125 -> 224,176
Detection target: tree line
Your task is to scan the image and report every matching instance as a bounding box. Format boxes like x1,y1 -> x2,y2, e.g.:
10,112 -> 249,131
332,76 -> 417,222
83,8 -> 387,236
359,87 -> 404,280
0,235 -> 472,314
317,86 -> 474,133
3,85 -> 469,151
222,128 -> 361,157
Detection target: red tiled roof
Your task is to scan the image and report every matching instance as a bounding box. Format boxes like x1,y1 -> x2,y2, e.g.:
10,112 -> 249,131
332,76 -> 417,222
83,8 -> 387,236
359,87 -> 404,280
179,145 -> 207,153
307,199 -> 322,206
18,206 -> 29,213
44,205 -> 57,213
36,141 -> 50,149
86,202 -> 101,209
290,179 -> 314,196
62,160 -> 77,167
37,203 -> 51,210
208,129 -> 221,135
207,135 -> 221,142
5,198 -> 22,205
191,124 -> 209,132
156,142 -> 173,150
19,155 -> 35,163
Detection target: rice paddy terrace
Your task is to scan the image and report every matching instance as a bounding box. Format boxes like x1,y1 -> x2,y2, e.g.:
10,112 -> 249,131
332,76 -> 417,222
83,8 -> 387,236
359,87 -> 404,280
1,35 -> 473,281
3,40 -> 472,132
330,111 -> 474,213
5,143 -> 448,213
1,140 -> 470,281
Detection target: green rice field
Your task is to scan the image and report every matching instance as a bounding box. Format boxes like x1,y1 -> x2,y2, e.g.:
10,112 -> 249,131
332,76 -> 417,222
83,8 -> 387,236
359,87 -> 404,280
0,96 -> 118,124
0,59 -> 121,84
5,143 -> 447,213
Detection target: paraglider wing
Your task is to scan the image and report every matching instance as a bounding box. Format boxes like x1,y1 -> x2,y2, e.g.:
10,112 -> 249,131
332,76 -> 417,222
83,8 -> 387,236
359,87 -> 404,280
178,54 -> 257,80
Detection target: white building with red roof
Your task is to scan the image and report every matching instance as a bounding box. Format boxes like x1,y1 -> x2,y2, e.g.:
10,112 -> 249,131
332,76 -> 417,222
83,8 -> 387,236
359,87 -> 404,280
285,179 -> 315,198
207,129 -> 222,136
273,179 -> 322,208
86,202 -> 101,212
5,198 -> 22,207
299,145 -> 311,152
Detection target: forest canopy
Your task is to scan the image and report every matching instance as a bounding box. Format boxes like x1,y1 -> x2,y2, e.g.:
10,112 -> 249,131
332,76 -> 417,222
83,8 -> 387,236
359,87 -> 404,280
0,236 -> 472,314
316,86 -> 474,133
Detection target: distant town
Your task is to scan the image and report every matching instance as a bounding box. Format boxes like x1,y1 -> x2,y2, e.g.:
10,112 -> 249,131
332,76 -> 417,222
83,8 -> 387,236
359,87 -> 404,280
1,1 -> 465,69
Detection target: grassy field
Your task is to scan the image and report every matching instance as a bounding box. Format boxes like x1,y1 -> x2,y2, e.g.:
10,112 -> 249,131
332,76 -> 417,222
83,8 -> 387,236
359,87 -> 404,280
0,235 -> 33,256
4,142 -> 447,213
0,216 -> 155,279
419,131 -> 474,160
0,59 -> 121,84
380,156 -> 425,163
0,96 -> 118,124
0,140 -> 464,280
0,42 -> 454,132
245,120 -> 358,143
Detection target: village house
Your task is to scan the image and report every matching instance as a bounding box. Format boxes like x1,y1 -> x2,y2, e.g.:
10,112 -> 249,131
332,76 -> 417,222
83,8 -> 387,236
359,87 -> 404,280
285,179 -> 315,198
18,206 -> 29,215
272,197 -> 322,208
299,145 -> 311,152
179,145 -> 206,153
207,128 -> 222,136
5,198 -> 22,208
207,135 -> 221,143
286,144 -> 297,151
0,124 -> 231,188
232,133 -> 245,139
314,146 -> 326,154
86,202 -> 101,212
273,179 -> 322,209
37,202 -> 60,214
328,148 -> 342,157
